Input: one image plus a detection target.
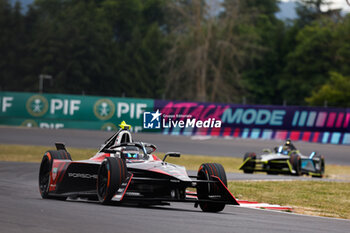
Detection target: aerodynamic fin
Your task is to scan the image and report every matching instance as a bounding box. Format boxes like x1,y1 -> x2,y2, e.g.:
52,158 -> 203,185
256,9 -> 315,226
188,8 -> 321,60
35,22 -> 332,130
211,175 -> 240,205
111,174 -> 134,202
55,142 -> 67,151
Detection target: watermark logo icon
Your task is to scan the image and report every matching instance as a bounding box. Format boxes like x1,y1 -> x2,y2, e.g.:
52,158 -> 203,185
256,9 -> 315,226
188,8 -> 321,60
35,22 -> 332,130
143,109 -> 161,129
93,99 -> 115,120
26,95 -> 48,117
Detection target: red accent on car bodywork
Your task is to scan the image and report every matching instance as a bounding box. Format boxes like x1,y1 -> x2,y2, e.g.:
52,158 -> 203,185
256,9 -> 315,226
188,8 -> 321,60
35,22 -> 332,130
152,155 -> 162,161
90,153 -> 110,162
237,200 -> 259,204
211,175 -> 239,205
120,174 -> 134,201
49,160 -> 70,191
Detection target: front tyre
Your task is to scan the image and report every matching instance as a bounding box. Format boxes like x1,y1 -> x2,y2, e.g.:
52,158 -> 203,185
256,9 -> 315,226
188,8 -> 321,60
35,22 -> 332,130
97,157 -> 127,204
243,152 -> 256,174
313,154 -> 325,178
197,163 -> 227,212
289,152 -> 301,176
39,154 -> 51,198
38,150 -> 71,200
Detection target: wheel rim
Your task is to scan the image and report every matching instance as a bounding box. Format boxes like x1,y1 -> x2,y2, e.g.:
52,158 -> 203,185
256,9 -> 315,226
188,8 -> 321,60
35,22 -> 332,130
39,157 -> 50,194
98,162 -> 108,199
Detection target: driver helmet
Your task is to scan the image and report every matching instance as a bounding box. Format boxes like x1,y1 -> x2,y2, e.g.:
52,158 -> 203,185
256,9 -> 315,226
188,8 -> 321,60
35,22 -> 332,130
284,139 -> 296,150
122,146 -> 140,160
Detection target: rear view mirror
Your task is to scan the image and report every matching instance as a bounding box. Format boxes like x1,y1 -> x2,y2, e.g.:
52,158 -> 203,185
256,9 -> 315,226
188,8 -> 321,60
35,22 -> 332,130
163,152 -> 181,162
145,144 -> 157,154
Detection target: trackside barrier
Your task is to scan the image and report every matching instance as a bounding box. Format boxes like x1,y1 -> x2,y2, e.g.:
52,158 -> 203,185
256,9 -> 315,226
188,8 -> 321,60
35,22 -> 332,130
154,100 -> 350,145
0,92 -> 349,144
0,91 -> 153,132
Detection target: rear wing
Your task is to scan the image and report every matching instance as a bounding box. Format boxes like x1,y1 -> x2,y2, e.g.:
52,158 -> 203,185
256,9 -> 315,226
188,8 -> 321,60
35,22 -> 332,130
55,142 -> 67,151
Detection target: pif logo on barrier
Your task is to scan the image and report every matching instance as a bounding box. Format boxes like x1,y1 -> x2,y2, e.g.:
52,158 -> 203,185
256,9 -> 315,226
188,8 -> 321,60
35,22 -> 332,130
93,99 -> 115,120
26,95 -> 49,117
143,110 -> 161,129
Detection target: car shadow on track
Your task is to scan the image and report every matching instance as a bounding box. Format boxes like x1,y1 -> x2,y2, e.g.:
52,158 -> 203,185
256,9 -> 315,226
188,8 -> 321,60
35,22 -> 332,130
48,197 -> 239,215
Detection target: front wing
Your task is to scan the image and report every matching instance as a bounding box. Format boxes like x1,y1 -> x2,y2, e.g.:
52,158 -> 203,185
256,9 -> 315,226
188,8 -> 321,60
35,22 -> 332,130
239,157 -> 295,174
239,157 -> 323,176
115,174 -> 239,206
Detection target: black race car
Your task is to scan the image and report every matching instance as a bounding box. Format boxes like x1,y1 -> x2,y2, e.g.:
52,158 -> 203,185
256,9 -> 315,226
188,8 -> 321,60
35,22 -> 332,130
39,121 -> 239,212
239,139 -> 325,177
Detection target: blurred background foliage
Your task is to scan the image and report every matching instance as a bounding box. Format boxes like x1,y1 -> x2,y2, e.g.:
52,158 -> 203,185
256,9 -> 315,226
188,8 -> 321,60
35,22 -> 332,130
0,0 -> 349,106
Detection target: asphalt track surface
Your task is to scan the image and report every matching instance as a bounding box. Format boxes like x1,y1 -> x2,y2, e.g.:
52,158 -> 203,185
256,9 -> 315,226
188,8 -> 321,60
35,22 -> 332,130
0,126 -> 349,165
1,161 -> 349,233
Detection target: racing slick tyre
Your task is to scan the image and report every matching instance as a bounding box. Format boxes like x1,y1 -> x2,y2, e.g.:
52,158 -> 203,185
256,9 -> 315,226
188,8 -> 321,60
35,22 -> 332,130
243,152 -> 256,174
39,150 -> 72,200
313,154 -> 325,178
289,152 -> 301,176
97,157 -> 127,204
197,163 -> 227,212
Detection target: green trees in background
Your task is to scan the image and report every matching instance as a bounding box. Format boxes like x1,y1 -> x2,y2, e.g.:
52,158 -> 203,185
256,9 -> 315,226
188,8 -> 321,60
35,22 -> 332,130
163,0 -> 260,103
306,72 -> 350,107
280,1 -> 349,106
0,0 -> 349,107
281,15 -> 350,105
28,0 -> 117,94
0,0 -> 167,97
101,0 -> 167,98
0,0 -> 27,91
239,0 -> 285,105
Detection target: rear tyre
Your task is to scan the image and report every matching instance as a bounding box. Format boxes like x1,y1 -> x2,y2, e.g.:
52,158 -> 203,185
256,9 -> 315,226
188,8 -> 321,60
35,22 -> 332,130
97,157 -> 127,204
243,152 -> 256,174
38,150 -> 71,200
197,163 -> 227,212
289,152 -> 301,176
39,154 -> 51,199
313,154 -> 325,178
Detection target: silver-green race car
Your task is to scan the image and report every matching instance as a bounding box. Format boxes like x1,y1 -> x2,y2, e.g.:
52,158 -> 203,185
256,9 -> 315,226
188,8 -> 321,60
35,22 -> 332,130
239,140 -> 325,177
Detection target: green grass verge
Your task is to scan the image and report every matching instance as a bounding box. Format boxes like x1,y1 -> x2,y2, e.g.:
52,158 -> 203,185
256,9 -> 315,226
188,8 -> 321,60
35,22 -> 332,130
0,144 -> 97,162
1,144 -> 350,219
0,144 -> 242,173
229,181 -> 350,219
164,154 -> 242,173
